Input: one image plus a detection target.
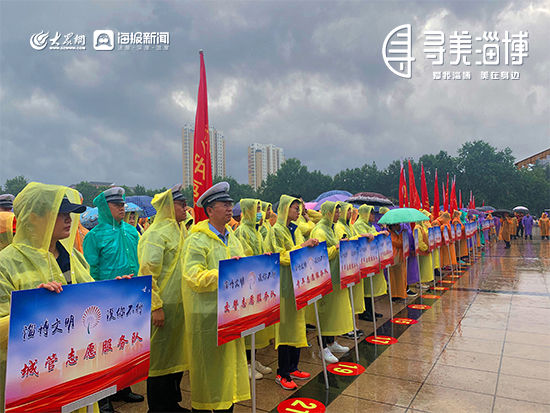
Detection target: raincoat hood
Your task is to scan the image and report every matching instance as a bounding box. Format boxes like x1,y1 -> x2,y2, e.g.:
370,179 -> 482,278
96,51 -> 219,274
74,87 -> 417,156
338,202 -> 353,226
261,201 -> 272,215
240,198 -> 260,226
358,204 -> 374,223
276,195 -> 300,227
319,201 -> 338,226
13,182 -> 81,252
151,188 -> 178,223
94,191 -> 125,226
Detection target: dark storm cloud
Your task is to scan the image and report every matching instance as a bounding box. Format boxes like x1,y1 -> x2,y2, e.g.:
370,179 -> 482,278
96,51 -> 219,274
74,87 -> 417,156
0,0 -> 548,189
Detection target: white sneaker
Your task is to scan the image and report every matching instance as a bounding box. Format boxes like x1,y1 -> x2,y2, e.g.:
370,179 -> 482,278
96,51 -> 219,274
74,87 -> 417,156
420,284 -> 430,290
321,347 -> 338,364
255,360 -> 272,375
248,364 -> 263,380
328,341 -> 350,353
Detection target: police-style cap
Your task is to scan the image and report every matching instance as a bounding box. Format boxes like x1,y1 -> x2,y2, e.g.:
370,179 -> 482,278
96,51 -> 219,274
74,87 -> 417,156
0,194 -> 15,209
59,197 -> 86,214
196,182 -> 233,208
104,187 -> 125,204
171,184 -> 186,202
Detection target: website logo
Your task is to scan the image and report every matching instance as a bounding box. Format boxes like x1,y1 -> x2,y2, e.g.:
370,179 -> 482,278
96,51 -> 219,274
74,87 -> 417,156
29,31 -> 49,50
93,29 -> 114,51
382,24 -> 416,79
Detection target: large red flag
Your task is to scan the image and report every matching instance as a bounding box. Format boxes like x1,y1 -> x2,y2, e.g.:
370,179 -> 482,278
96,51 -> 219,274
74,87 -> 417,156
408,160 -> 421,210
399,161 -> 408,208
420,163 -> 430,211
192,50 -> 213,222
450,178 -> 457,216
444,173 -> 449,212
433,170 -> 440,220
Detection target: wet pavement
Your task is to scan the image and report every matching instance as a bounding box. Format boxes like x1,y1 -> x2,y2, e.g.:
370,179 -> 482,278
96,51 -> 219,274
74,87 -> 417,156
115,230 -> 550,413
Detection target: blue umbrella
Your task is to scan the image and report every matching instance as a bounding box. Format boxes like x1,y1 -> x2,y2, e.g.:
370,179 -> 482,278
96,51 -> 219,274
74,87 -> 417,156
313,190 -> 352,203
126,195 -> 156,217
125,202 -> 144,217
80,206 -> 98,229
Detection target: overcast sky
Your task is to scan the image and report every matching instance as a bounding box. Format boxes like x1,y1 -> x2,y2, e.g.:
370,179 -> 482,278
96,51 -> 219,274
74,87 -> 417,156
1,0 -> 548,188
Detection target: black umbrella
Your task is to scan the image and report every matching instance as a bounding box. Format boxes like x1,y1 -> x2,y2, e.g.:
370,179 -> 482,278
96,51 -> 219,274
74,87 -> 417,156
492,209 -> 511,217
478,206 -> 496,212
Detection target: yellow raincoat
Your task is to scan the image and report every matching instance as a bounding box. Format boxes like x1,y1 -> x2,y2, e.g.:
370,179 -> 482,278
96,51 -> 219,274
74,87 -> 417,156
234,199 -> 274,350
353,205 -> 388,298
296,213 -> 315,240
426,211 -> 440,270
310,202 -> 353,336
181,219 -> 249,410
264,195 -> 308,349
0,211 -> 14,251
137,189 -> 188,377
0,183 -> 97,412
414,222 -> 433,283
334,202 -> 365,314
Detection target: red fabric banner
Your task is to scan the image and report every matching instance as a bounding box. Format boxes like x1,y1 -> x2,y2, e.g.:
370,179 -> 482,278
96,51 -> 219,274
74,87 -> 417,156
192,51 -> 213,222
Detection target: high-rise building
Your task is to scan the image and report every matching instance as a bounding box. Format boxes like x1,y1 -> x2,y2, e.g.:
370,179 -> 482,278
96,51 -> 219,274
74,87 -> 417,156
182,124 -> 226,188
248,143 -> 285,190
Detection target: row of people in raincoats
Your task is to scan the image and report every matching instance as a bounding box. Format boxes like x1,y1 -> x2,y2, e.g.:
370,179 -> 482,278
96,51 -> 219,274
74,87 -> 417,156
0,181 -> 490,413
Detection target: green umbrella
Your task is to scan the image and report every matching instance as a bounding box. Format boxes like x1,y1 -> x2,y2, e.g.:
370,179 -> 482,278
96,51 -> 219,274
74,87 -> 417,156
378,208 -> 429,225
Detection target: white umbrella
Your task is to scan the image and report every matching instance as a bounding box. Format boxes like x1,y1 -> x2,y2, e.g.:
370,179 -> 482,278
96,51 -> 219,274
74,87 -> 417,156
513,206 -> 529,212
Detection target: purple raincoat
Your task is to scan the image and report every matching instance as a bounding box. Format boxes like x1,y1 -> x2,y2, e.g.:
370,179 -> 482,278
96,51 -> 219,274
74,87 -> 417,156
522,215 -> 534,236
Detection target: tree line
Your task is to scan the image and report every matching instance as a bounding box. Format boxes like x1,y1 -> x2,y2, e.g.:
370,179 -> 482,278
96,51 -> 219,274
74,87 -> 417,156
3,141 -> 549,215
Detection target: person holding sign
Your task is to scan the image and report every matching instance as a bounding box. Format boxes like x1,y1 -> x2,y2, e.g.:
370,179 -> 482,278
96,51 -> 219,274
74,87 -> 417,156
265,195 -> 316,390
137,185 -> 189,413
0,183 -> 97,412
352,205 -> 387,321
334,202 -> 365,337
234,198 -> 274,380
310,202 -> 353,364
452,211 -> 468,262
432,212 -> 457,269
181,182 -> 249,412
388,223 -> 408,300
414,217 -> 433,285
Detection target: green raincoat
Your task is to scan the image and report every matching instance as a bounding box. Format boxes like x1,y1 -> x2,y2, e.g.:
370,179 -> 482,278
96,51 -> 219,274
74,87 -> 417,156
0,183 -> 96,412
310,201 -> 353,336
138,189 -> 188,377
264,195 -> 308,349
234,199 -> 274,350
334,202 -> 365,314
83,192 -> 140,280
353,205 -> 388,298
181,219 -> 249,410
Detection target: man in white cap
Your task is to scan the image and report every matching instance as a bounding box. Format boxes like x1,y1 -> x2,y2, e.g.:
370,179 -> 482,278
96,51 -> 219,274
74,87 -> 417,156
83,187 -> 143,411
0,194 -> 15,251
181,182 -> 249,412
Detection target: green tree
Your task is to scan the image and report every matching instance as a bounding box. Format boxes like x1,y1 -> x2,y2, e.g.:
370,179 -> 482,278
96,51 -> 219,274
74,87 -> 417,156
3,176 -> 28,196
72,182 -> 110,206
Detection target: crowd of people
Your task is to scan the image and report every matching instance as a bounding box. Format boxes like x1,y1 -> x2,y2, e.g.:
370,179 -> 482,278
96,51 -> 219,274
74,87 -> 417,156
0,181 -> 547,413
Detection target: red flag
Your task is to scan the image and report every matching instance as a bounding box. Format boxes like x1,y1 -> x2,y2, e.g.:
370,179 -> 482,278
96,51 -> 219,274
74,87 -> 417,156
450,178 -> 457,216
459,190 -> 462,209
192,50 -> 213,223
407,160 -> 421,209
444,173 -> 449,212
482,200 -> 485,207
433,170 -> 440,220
399,162 -> 408,208
420,163 -> 430,211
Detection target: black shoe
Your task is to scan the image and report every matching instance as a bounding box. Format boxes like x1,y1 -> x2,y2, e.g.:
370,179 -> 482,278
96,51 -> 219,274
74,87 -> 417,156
306,323 -> 316,331
112,391 -> 144,403
99,398 -> 115,413
341,329 -> 364,339
375,312 -> 383,318
358,312 -> 374,322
